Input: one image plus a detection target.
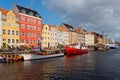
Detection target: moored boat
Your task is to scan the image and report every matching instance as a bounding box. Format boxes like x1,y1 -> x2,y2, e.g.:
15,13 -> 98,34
109,44 -> 119,49
20,51 -> 64,60
0,55 -> 6,63
65,44 -> 88,56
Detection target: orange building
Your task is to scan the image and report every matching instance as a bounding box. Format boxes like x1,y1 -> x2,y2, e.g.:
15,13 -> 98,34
12,4 -> 42,47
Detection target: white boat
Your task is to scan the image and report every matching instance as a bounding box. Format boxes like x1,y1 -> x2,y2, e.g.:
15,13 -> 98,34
0,56 -> 6,63
20,53 -> 64,61
109,44 -> 119,49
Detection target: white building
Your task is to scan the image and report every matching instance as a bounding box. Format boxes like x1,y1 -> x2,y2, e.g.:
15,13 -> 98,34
50,26 -> 58,48
85,32 -> 94,46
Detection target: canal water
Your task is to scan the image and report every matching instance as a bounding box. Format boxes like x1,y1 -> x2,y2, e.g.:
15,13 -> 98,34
0,49 -> 120,80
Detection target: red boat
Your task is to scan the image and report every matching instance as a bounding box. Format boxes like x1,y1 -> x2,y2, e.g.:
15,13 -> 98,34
65,46 -> 88,55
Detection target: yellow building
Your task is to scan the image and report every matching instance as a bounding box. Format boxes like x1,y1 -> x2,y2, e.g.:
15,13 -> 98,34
41,24 -> 50,49
1,9 -> 19,46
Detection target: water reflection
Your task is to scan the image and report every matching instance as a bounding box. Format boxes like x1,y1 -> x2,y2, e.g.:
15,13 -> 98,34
0,49 -> 120,80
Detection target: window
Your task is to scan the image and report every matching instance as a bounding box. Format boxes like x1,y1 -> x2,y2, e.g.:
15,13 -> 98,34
46,27 -> 47,30
2,15 -> 6,19
7,22 -> 10,26
34,19 -> 36,23
33,33 -> 36,37
16,24 -> 19,27
38,27 -> 41,31
16,18 -> 19,22
8,16 -> 10,20
30,26 -> 33,30
12,30 -> 14,35
12,23 -> 14,27
8,30 -> 10,35
3,39 -> 6,42
34,40 -> 36,44
38,20 -> 41,24
21,24 -> 25,29
21,39 -> 25,43
21,32 -> 25,36
12,16 -> 14,20
21,16 -> 25,21
12,39 -> 15,43
21,9 -> 26,14
29,11 -> 33,16
28,40 -> 31,44
16,39 -> 19,43
2,21 -> 6,26
38,33 -> 40,38
8,39 -> 11,43
36,14 -> 39,17
27,25 -> 31,29
28,32 -> 31,37
3,29 -> 6,34
34,26 -> 36,30
16,31 -> 19,35
28,18 -> 31,22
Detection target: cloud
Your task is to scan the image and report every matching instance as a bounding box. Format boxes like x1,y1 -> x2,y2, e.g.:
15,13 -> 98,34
43,0 -> 120,41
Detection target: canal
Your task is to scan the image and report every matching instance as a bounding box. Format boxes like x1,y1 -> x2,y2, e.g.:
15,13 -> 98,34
0,49 -> 120,80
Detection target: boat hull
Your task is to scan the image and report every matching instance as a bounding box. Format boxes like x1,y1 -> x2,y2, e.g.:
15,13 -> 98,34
66,46 -> 88,56
20,53 -> 64,60
0,56 -> 6,63
110,47 -> 118,49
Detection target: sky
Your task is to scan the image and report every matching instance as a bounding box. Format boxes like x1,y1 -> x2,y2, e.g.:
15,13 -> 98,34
0,0 -> 120,41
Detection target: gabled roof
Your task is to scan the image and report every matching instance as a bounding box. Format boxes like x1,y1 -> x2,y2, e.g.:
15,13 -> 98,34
58,27 -> 68,32
0,7 -> 9,14
91,32 -> 102,36
50,25 -> 58,29
0,7 -> 18,18
0,7 -> 4,11
16,5 -> 42,18
60,23 -> 76,32
75,28 -> 81,34
63,23 -> 74,29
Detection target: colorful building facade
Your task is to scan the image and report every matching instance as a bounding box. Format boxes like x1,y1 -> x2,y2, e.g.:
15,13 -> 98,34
50,25 -> 58,48
0,8 -> 19,47
0,9 -> 2,47
12,4 -> 42,47
42,24 -> 50,48
59,23 -> 77,45
58,27 -> 69,45
85,32 -> 94,46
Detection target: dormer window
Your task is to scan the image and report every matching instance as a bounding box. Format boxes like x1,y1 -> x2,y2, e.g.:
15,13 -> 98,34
73,29 -> 75,31
29,11 -> 33,16
21,9 -> 26,14
35,14 -> 39,17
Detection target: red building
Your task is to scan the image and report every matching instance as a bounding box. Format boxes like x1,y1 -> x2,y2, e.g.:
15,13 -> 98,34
12,4 -> 42,47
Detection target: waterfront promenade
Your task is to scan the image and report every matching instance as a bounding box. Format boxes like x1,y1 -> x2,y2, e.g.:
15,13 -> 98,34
0,49 -> 120,80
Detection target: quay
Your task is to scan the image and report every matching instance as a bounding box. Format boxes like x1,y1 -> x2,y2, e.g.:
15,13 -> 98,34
0,51 -> 30,61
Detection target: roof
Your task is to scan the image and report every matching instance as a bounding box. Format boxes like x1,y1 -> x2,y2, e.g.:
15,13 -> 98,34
60,23 -> 76,32
63,23 -> 74,29
91,32 -> 102,36
16,5 -> 42,18
58,27 -> 68,32
0,7 -> 9,14
50,25 -> 58,29
75,28 -> 81,34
